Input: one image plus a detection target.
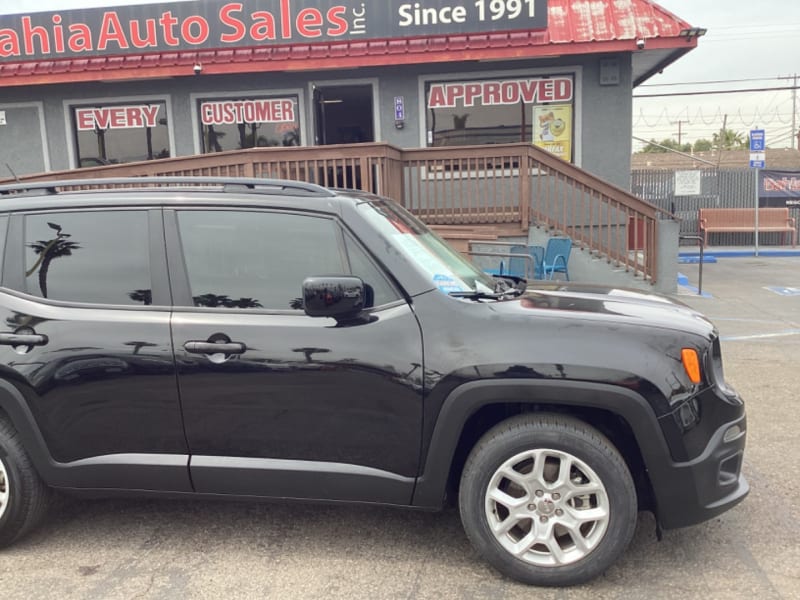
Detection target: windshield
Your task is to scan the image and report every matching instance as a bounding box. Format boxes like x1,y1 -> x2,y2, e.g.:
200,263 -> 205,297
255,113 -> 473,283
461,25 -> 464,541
357,199 -> 496,294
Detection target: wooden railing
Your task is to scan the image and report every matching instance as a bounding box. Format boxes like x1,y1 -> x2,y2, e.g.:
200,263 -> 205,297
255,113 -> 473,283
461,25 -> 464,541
3,142 -> 665,283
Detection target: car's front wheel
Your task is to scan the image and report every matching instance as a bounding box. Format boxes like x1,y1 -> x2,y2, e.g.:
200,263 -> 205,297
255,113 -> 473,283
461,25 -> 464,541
459,413 -> 637,586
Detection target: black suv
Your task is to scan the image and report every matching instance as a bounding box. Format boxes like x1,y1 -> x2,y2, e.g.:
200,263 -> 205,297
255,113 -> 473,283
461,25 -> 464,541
0,178 -> 747,586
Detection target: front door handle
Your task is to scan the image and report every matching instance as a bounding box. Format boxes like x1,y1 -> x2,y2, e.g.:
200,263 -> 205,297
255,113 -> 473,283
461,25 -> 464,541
0,332 -> 48,346
184,341 -> 246,355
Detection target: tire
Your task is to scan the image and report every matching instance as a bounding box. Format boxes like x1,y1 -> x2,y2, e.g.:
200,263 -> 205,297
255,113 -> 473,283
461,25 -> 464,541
459,413 -> 637,586
0,417 -> 50,547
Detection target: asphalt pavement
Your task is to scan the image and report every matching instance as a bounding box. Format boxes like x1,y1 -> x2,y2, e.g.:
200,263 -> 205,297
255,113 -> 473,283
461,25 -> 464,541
2,256 -> 798,599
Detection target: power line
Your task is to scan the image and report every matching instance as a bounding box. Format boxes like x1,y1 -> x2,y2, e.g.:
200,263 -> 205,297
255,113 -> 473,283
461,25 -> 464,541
707,27 -> 799,36
704,34 -> 798,43
712,22 -> 797,30
634,110 -> 795,118
640,76 -> 784,88
634,86 -> 798,98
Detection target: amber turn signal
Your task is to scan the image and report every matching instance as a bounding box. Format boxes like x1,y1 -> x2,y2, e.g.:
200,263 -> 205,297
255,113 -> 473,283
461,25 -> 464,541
681,348 -> 702,384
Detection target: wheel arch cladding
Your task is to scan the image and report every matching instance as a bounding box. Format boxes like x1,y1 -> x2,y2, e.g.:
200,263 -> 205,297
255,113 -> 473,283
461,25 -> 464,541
0,379 -> 53,481
412,379 -> 665,510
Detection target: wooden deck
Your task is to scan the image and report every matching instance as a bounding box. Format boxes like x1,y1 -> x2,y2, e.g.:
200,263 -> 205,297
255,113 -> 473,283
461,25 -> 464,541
3,142 -> 665,284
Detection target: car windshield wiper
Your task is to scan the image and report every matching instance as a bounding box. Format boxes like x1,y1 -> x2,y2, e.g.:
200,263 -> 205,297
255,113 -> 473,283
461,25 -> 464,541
449,287 -> 525,301
493,275 -> 527,294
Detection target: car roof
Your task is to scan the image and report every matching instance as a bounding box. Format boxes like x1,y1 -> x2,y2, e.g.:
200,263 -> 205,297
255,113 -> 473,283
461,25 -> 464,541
0,177 -> 378,213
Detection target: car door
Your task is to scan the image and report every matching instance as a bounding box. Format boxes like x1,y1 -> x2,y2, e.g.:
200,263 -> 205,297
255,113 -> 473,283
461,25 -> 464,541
165,207 -> 424,504
0,208 -> 191,491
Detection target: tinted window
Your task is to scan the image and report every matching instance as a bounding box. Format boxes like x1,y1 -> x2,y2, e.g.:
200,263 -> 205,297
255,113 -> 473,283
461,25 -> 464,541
24,211 -> 151,305
343,234 -> 400,307
177,211 -> 347,310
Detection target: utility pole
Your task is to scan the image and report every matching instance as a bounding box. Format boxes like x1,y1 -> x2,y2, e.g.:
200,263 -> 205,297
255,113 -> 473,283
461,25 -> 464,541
716,114 -> 727,169
671,120 -> 688,147
779,73 -> 798,150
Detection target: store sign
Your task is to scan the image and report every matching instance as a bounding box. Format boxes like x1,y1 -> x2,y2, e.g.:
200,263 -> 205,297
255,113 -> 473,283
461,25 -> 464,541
75,105 -> 161,130
0,0 -> 548,61
428,77 -> 573,109
200,99 -> 296,125
760,170 -> 800,205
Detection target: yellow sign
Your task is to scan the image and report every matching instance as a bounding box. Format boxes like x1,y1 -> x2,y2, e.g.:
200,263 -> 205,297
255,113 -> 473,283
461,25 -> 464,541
533,104 -> 573,161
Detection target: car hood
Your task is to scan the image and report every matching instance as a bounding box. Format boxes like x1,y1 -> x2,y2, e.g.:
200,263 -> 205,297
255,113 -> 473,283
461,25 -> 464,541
489,282 -> 716,339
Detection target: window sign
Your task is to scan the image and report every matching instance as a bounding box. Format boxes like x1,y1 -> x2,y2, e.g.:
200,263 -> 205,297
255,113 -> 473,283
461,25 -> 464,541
424,75 -> 574,161
197,96 -> 301,152
532,104 -> 572,161
72,101 -> 170,168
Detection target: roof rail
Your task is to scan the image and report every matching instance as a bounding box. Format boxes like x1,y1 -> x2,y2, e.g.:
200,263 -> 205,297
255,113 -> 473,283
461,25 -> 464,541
0,177 -> 337,198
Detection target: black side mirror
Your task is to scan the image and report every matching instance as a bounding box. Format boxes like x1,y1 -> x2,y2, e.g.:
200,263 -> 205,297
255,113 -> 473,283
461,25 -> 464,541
303,276 -> 365,318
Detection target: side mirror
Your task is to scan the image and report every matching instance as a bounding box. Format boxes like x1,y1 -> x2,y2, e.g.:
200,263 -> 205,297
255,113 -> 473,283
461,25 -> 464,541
303,276 -> 365,318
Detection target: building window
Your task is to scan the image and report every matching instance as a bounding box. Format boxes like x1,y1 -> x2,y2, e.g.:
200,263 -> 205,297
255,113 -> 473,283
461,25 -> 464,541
197,96 -> 301,152
23,211 -> 152,306
71,102 -> 170,168
424,74 -> 575,162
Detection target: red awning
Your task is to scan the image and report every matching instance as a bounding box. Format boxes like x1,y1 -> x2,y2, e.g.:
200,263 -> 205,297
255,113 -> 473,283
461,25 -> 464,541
0,0 -> 697,88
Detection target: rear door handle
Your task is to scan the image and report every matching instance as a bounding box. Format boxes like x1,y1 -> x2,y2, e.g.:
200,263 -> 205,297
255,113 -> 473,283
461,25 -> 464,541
0,333 -> 48,346
184,341 -> 246,355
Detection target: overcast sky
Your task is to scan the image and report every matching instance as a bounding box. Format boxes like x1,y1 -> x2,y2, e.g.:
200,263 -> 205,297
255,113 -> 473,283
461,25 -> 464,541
635,0 -> 800,149
2,0 -> 798,149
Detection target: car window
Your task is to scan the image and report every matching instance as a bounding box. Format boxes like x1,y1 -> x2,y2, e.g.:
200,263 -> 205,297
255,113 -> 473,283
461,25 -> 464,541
23,211 -> 151,305
343,233 -> 401,307
355,200 -> 495,294
176,210 -> 349,311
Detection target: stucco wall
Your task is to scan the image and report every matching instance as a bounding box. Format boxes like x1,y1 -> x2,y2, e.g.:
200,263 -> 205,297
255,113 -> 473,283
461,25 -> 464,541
0,103 -> 48,177
0,53 -> 635,189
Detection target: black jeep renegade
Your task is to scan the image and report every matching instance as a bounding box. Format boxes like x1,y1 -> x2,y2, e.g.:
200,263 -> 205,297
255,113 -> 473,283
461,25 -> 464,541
0,178 -> 747,586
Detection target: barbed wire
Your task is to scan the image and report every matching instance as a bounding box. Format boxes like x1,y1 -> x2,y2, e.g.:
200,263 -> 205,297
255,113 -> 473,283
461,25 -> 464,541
632,103 -> 797,132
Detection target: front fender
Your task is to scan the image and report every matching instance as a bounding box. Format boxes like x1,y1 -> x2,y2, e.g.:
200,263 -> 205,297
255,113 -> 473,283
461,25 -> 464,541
412,378 -> 672,508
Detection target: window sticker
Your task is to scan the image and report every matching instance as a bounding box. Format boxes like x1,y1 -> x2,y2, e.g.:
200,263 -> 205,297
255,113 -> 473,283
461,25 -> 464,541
433,274 -> 466,294
392,234 -> 469,293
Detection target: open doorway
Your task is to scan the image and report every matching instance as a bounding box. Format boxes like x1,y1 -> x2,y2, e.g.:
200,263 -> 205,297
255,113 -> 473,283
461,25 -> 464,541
313,84 -> 375,145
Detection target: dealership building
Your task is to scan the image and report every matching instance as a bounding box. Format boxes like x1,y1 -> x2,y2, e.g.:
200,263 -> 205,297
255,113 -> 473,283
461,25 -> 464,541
0,0 -> 700,187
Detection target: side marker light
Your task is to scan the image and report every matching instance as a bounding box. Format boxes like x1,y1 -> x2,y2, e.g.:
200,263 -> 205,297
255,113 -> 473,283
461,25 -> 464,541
681,348 -> 702,384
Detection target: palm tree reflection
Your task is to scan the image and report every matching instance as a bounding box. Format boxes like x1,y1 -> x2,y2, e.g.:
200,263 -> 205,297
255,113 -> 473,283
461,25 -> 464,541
26,222 -> 81,298
193,294 -> 263,309
128,289 -> 153,305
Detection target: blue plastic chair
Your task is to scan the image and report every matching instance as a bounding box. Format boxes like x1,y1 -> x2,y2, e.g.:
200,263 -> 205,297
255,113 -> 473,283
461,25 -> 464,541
542,238 -> 572,280
508,245 -> 545,279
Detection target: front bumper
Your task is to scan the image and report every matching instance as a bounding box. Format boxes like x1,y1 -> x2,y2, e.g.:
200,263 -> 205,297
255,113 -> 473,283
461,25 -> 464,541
654,412 -> 749,530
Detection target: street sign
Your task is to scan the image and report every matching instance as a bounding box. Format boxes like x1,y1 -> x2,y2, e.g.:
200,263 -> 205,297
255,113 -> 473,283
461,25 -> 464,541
749,129 -> 767,256
394,96 -> 405,121
674,170 -> 702,196
750,129 -> 765,152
